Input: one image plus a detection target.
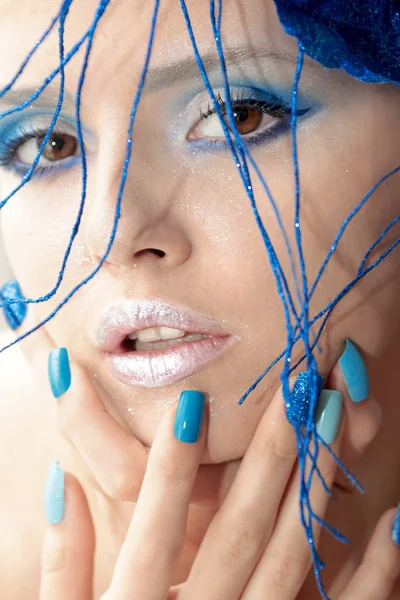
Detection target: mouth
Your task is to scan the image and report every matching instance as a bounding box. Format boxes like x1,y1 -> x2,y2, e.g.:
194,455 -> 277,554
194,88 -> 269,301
95,299 -> 235,387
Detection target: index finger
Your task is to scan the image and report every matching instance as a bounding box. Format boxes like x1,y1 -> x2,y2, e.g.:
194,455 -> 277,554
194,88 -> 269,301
13,306 -> 153,501
51,355 -> 150,501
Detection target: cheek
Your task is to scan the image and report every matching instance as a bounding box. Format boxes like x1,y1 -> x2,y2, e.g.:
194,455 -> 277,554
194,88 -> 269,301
0,180 -> 83,299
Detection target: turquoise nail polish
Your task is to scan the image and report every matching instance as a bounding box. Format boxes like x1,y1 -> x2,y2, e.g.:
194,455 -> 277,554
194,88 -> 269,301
392,505 -> 400,545
174,390 -> 205,444
316,390 -> 343,445
338,339 -> 369,403
48,348 -> 71,399
45,460 -> 65,524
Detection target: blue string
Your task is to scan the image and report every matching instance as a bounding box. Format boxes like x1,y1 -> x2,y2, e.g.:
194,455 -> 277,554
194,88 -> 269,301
0,0 -> 161,354
180,0 -> 298,342
308,164 -> 400,302
0,0 -> 111,312
210,0 -> 298,336
0,3 -> 399,598
0,9 -> 62,101
358,215 -> 400,275
239,229 -> 400,405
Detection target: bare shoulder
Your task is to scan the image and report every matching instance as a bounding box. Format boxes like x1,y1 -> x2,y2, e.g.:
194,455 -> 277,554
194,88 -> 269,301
0,332 -> 51,598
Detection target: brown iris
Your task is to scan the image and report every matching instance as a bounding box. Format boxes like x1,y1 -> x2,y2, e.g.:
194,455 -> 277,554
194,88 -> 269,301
228,106 -> 263,135
37,133 -> 77,162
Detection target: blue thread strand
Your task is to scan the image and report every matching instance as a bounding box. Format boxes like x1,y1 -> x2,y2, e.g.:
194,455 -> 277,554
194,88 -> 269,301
358,215 -> 400,275
0,0 -> 161,353
0,7 -> 62,100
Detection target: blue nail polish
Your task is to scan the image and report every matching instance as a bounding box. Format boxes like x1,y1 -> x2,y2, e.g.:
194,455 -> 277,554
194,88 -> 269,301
45,460 -> 65,524
316,390 -> 343,444
339,339 -> 369,403
286,372 -> 324,426
0,280 -> 27,330
392,505 -> 400,545
48,348 -> 71,399
174,390 -> 205,444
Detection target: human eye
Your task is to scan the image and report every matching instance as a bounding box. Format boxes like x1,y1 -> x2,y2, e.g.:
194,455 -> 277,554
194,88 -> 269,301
0,117 -> 81,178
187,86 -> 311,147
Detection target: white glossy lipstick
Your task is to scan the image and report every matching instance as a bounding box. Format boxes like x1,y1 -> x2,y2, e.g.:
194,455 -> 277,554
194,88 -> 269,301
95,299 -> 235,387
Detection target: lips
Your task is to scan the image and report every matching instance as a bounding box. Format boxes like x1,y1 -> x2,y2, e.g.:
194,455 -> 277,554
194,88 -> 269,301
95,299 -> 235,387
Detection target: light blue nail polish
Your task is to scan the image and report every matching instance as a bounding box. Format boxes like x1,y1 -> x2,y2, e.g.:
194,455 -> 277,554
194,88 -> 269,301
316,390 -> 343,444
48,348 -> 71,399
339,339 -> 369,403
392,505 -> 400,545
286,371 -> 324,426
0,280 -> 27,330
45,460 -> 65,524
174,390 -> 205,444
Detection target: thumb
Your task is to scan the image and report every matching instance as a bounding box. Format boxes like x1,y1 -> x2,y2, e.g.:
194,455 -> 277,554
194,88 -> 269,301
40,465 -> 95,600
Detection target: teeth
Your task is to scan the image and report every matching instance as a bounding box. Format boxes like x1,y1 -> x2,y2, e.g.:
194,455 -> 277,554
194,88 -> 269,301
127,326 -> 186,343
136,333 -> 206,352
159,327 -> 186,340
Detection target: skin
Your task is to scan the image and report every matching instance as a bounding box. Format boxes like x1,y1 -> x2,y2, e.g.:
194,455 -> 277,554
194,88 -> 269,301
0,0 -> 400,597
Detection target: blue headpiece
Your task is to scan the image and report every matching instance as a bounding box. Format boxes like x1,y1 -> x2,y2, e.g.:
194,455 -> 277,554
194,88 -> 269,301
275,0 -> 400,84
0,2 -> 399,598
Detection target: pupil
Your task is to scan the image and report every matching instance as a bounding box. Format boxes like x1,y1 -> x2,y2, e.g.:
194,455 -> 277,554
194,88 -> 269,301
51,136 -> 65,151
233,107 -> 249,123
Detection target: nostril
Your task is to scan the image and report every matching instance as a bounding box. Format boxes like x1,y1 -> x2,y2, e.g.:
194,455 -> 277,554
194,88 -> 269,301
134,248 -> 166,258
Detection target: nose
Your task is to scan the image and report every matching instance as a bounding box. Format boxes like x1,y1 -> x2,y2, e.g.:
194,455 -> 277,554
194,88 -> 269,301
84,151 -> 193,272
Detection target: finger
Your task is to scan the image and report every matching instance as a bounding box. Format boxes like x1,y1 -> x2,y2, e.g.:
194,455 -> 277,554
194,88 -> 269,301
11,306 -> 54,384
327,341 -> 381,470
55,359 -> 150,500
241,394 -> 344,600
180,383 -> 298,600
340,508 -> 400,599
16,309 -> 150,501
107,391 -> 206,600
40,469 -> 95,600
241,343 -> 379,600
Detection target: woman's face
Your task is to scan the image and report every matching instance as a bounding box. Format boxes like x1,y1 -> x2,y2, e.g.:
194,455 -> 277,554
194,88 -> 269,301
1,0 -> 400,496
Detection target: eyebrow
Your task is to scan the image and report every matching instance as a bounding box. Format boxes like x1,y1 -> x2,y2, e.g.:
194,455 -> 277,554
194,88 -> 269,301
0,47 -> 315,110
145,47 -> 316,92
0,86 -> 76,112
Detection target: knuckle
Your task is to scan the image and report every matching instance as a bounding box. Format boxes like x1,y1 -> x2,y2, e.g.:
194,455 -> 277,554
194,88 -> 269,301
366,547 -> 400,584
101,464 -> 141,501
155,451 -> 194,486
268,551 -> 310,591
221,518 -> 265,563
137,538 -> 181,572
41,530 -> 68,574
263,435 -> 297,465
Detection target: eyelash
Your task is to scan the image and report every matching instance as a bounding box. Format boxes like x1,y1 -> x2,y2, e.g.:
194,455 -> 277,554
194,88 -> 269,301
200,90 -> 290,121
197,90 -> 310,147
0,91 -> 310,177
0,125 -> 79,178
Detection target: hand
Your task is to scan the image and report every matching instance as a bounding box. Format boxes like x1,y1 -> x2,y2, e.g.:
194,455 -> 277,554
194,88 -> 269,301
37,356 -> 400,599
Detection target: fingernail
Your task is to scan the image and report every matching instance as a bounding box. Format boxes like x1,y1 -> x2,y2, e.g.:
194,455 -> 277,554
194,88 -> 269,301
286,371 -> 324,426
392,505 -> 400,545
174,390 -> 205,444
316,389 -> 343,444
48,348 -> 71,399
339,339 -> 369,403
45,460 -> 65,524
0,280 -> 27,330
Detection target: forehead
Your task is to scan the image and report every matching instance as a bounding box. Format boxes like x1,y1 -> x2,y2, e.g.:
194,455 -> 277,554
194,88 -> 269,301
0,0 -> 297,97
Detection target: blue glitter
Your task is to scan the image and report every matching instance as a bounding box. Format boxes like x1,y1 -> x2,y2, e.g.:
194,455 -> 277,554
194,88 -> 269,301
286,371 -> 324,426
